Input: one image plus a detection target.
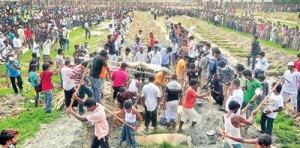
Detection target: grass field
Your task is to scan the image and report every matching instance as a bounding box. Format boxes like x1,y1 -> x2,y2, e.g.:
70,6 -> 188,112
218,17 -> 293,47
0,26 -> 108,144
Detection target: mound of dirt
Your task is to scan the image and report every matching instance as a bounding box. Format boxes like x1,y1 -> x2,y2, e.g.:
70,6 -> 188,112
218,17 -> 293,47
0,94 -> 25,120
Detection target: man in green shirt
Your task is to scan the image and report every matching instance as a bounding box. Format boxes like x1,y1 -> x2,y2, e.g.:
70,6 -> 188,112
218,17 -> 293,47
242,70 -> 261,122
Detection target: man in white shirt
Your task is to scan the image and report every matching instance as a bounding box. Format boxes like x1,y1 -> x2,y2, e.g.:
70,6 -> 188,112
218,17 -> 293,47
225,79 -> 244,115
260,83 -> 283,136
17,26 -> 25,45
13,34 -> 22,63
255,52 -> 269,79
148,46 -> 162,66
109,24 -> 115,35
282,62 -> 300,110
61,59 -> 75,108
32,40 -> 40,68
62,27 -> 70,50
42,38 -> 54,63
142,76 -> 161,132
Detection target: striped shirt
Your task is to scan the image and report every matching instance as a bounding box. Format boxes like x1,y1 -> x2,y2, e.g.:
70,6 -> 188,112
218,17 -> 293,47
71,64 -> 84,86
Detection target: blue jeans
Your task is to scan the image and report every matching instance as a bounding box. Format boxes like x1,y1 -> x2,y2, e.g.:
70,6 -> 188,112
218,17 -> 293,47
63,39 -> 70,50
91,78 -> 101,103
252,55 -> 256,71
43,90 -> 53,112
78,85 -> 93,111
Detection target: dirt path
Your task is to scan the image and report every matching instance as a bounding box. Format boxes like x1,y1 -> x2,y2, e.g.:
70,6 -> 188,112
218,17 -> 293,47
0,94 -> 25,120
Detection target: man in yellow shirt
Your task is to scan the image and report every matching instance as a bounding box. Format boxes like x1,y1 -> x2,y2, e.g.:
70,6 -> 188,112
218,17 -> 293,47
155,69 -> 169,88
176,55 -> 188,85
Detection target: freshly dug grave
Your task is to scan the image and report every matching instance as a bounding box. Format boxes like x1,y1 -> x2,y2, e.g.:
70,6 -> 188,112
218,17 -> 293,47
0,94 -> 25,120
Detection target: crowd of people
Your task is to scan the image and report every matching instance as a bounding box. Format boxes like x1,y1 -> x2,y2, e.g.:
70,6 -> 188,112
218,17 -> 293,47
1,4 -> 300,148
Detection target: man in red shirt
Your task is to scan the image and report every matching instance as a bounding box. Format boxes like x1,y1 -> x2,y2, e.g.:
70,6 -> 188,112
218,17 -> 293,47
40,63 -> 62,113
112,62 -> 128,100
24,26 -> 33,49
178,79 -> 210,132
294,53 -> 300,72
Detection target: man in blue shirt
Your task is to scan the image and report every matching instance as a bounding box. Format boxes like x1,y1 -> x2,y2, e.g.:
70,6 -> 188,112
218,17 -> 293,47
161,47 -> 172,68
5,57 -> 23,94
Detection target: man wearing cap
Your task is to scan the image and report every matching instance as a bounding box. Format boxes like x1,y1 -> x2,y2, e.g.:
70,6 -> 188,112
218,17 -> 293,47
148,45 -> 162,66
114,100 -> 143,148
5,57 -> 23,94
282,62 -> 300,112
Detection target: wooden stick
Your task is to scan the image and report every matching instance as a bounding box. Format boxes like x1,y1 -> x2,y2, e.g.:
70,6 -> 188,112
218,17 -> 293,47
242,94 -> 258,115
254,79 -> 283,113
208,94 -> 215,127
104,108 -> 146,137
218,127 -> 234,148
69,61 -> 91,109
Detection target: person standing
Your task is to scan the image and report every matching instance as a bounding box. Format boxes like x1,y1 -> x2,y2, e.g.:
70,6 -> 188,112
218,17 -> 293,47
55,49 -> 65,88
42,38 -> 54,63
32,40 -> 41,70
242,70 -> 261,127
40,63 -> 62,113
161,74 -> 183,129
67,97 -> 109,148
148,46 -> 162,66
142,76 -> 161,132
62,27 -> 70,51
71,61 -> 93,115
176,55 -> 188,85
12,34 -> 22,63
28,64 -> 39,107
225,79 -> 244,115
114,100 -> 143,148
160,47 -> 172,68
112,62 -> 129,101
250,35 -> 261,71
61,60 -> 75,108
281,62 -> 300,112
254,51 -> 269,79
222,101 -> 257,148
295,54 -> 300,113
260,83 -> 283,136
134,47 -> 148,81
5,57 -> 23,94
127,73 -> 142,107
178,79 -> 209,132
90,50 -> 109,103
84,20 -> 91,39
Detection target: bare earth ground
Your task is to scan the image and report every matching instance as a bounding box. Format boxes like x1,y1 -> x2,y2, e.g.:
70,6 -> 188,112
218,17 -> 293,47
0,94 -> 25,120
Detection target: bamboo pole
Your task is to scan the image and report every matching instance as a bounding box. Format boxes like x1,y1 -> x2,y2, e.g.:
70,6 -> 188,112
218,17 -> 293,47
104,108 -> 146,137
69,61 -> 91,109
242,94 -> 258,115
218,127 -> 234,148
254,79 -> 282,113
209,94 -> 215,126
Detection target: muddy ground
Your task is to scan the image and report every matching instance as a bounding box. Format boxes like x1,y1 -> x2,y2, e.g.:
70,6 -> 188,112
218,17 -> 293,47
21,11 -> 289,148
0,94 -> 25,120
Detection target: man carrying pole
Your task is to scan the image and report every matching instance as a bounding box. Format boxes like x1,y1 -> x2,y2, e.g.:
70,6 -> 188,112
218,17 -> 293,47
68,96 -> 109,148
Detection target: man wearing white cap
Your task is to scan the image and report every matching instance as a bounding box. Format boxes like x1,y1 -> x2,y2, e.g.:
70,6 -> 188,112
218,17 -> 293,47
282,62 -> 300,112
5,57 -> 23,94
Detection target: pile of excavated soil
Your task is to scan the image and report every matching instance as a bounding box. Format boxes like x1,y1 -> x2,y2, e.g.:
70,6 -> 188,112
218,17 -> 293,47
0,94 -> 25,120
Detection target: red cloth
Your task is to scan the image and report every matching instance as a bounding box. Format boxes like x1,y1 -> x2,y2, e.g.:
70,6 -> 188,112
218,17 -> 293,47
183,87 -> 197,109
295,60 -> 300,72
40,71 -> 54,92
149,35 -> 155,47
112,68 -> 128,87
24,29 -> 33,38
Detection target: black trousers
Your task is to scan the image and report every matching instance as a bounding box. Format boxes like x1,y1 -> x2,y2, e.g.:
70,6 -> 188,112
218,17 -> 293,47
10,75 -> 23,94
85,28 -> 91,39
91,135 -> 109,148
113,86 -> 122,99
144,106 -> 157,128
64,88 -> 76,107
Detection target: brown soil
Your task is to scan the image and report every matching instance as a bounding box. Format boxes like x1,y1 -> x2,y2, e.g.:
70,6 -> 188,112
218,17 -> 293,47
0,94 -> 25,120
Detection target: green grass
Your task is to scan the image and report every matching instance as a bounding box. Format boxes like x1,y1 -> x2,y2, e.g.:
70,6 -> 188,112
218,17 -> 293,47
144,141 -> 189,148
0,25 -> 109,144
255,111 -> 300,147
